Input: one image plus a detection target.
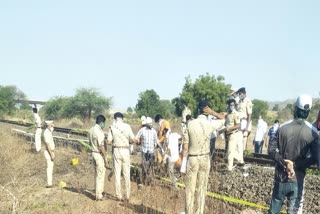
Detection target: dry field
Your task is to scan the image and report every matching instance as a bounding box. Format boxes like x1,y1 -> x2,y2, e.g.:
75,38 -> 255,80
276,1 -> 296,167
0,124 -> 254,214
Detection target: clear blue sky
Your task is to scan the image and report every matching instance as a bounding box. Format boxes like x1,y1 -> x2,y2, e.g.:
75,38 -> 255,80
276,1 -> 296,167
1,0 -> 319,109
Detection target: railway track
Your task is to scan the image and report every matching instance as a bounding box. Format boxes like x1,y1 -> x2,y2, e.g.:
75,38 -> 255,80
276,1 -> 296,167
1,118 -> 318,170
0,119 -> 88,137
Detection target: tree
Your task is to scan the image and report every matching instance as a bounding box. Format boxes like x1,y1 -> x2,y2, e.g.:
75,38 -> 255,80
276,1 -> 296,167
0,85 -> 27,116
252,99 -> 269,120
64,88 -> 112,120
127,107 -> 133,114
173,73 -> 231,117
42,96 -> 70,120
272,104 -> 280,111
135,89 -> 167,118
42,88 -> 112,120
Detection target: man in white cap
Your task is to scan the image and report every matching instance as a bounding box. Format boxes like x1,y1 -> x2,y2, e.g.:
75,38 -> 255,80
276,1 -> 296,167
43,120 -> 55,188
33,105 -> 42,152
89,115 -> 107,201
268,94 -> 320,214
108,112 -> 136,203
135,117 -> 158,187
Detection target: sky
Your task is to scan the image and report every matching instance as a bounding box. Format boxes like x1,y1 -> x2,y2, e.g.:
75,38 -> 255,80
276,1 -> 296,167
1,0 -> 319,110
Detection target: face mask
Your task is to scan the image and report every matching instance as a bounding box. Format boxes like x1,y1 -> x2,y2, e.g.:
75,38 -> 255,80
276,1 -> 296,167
100,123 -> 106,129
239,94 -> 245,100
50,127 -> 54,132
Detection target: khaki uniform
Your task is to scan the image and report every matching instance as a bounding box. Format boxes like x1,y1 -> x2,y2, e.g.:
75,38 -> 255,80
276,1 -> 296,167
43,128 -> 55,186
34,113 -> 42,152
89,124 -> 106,199
184,115 -> 224,214
225,110 -> 244,171
107,121 -> 135,200
237,97 -> 253,150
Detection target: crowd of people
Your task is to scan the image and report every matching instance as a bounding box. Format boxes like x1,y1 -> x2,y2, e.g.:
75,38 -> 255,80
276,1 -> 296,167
31,88 -> 320,214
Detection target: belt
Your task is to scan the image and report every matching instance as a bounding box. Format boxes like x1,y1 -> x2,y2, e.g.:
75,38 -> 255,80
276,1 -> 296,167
113,146 -> 129,149
227,130 -> 239,136
188,153 -> 210,157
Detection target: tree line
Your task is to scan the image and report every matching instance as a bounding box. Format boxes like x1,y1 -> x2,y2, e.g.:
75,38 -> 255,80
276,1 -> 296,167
1,73 -> 319,125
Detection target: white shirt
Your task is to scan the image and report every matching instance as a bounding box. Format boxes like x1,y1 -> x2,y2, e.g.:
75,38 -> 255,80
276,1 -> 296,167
33,113 -> 41,127
254,119 -> 268,141
167,133 -> 181,162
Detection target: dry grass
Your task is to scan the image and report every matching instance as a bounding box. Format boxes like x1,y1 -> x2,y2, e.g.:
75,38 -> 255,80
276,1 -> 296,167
1,121 -> 253,214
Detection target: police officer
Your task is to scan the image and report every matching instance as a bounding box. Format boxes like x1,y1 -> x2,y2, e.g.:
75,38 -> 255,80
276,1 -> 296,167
236,87 -> 253,151
89,115 -> 107,201
33,105 -> 42,152
225,98 -> 244,172
43,120 -> 55,188
268,94 -> 320,214
107,112 -> 135,203
182,101 -> 224,214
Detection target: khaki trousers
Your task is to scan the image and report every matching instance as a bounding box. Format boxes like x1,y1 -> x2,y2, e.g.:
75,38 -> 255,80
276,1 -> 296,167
227,131 -> 244,170
44,150 -> 54,186
113,148 -> 131,200
35,128 -> 42,152
92,152 -> 106,199
185,155 -> 210,214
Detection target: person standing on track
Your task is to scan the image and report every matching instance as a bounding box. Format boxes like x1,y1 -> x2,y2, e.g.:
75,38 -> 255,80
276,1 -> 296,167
268,94 -> 320,214
33,105 -> 42,153
135,117 -> 158,187
236,87 -> 253,152
182,100 -> 224,214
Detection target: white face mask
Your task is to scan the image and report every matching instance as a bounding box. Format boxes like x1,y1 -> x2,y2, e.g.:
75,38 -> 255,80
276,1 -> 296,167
49,127 -> 54,132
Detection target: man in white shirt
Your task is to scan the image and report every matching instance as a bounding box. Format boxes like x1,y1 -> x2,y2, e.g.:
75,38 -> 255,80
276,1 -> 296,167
164,129 -> 181,189
33,106 -> 42,152
253,115 -> 268,154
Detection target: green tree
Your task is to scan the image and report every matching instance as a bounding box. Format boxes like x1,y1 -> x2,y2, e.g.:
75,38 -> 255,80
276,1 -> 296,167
127,107 -> 133,114
0,85 -> 27,116
173,74 -> 231,117
42,96 -> 70,120
135,89 -> 166,118
64,88 -> 112,120
272,104 -> 280,111
252,99 -> 269,120
42,88 -> 112,120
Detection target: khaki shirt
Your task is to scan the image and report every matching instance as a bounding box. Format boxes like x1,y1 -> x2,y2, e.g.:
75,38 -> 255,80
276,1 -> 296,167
225,110 -> 240,131
107,121 -> 135,147
44,128 -> 55,151
89,124 -> 105,153
184,115 -> 224,156
237,97 -> 253,119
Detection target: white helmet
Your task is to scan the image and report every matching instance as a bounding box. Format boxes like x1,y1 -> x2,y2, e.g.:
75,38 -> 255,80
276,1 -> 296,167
295,94 -> 312,111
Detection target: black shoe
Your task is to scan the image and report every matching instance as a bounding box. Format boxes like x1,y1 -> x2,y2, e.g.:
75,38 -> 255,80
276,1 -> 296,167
46,185 -> 53,188
238,162 -> 245,167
